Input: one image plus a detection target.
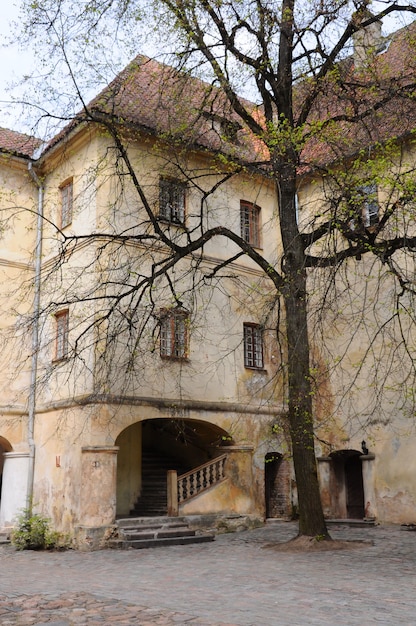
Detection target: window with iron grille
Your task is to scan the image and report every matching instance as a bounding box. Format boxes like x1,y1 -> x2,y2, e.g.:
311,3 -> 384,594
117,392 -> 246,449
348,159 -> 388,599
159,178 -> 186,224
160,309 -> 189,359
60,180 -> 73,228
349,184 -> 379,230
240,201 -> 261,247
362,184 -> 379,227
54,310 -> 69,361
243,323 -> 263,369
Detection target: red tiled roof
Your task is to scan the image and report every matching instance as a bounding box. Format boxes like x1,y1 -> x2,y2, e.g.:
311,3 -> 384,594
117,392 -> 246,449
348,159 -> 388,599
34,20 -> 416,171
0,127 -> 42,159
300,21 -> 416,171
44,55 -> 265,164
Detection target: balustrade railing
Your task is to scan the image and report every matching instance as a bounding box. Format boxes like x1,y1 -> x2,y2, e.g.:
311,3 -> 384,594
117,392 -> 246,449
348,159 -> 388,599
167,454 -> 227,516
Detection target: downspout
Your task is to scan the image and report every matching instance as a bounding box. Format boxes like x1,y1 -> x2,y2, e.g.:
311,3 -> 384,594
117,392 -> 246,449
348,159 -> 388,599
27,161 -> 44,511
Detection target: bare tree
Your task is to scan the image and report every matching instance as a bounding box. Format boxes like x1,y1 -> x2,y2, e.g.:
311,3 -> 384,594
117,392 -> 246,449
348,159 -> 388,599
5,0 -> 416,538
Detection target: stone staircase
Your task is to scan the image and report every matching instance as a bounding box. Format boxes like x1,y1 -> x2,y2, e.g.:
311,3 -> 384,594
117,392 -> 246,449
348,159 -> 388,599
130,450 -> 189,517
110,517 -> 215,549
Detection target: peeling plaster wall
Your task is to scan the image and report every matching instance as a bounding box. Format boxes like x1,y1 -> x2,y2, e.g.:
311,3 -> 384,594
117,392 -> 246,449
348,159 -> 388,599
373,436 -> 416,523
17,401 -> 284,534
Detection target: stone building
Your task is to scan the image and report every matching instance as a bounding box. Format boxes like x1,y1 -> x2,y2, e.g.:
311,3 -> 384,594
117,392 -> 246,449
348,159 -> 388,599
0,19 -> 415,546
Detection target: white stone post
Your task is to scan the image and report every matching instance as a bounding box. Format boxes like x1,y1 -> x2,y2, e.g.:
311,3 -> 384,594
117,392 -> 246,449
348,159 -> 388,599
361,454 -> 376,519
317,457 -> 332,518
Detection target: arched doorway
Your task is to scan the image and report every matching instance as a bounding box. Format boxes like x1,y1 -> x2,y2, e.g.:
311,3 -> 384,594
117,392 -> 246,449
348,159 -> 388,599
264,452 -> 291,518
330,450 -> 365,519
115,418 -> 233,517
0,437 -> 13,504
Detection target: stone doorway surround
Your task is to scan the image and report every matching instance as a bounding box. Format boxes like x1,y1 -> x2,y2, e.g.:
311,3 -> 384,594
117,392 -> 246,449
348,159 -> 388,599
317,449 -> 376,520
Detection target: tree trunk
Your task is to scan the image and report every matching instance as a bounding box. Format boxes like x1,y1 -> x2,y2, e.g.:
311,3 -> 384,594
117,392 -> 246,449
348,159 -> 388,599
283,273 -> 329,538
278,163 -> 329,538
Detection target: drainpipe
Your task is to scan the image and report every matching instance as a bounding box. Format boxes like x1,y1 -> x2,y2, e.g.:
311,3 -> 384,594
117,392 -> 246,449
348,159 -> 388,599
27,161 -> 44,512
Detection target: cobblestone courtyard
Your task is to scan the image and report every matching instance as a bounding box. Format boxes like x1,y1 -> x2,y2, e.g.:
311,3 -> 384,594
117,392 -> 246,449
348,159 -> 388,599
1,521 -> 416,625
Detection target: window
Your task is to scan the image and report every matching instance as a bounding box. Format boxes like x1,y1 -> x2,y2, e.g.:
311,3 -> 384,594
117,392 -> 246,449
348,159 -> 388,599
240,201 -> 261,247
159,178 -> 186,224
202,112 -> 241,142
349,184 -> 379,230
243,323 -> 264,369
362,184 -> 379,227
54,310 -> 69,361
60,179 -> 73,228
160,308 -> 189,359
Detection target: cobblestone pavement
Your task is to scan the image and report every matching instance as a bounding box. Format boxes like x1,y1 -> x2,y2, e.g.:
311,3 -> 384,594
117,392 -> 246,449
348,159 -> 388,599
1,521 -> 416,625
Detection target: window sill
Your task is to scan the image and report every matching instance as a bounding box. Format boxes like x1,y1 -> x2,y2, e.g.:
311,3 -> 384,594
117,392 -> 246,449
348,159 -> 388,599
158,217 -> 185,228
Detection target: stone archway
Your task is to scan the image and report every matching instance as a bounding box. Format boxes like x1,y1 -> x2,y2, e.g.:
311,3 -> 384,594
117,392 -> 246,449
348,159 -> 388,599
115,418 -> 233,518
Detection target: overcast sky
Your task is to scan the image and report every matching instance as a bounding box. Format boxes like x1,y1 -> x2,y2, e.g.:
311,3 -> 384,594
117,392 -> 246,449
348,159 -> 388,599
0,2 -> 413,135
0,2 -> 34,130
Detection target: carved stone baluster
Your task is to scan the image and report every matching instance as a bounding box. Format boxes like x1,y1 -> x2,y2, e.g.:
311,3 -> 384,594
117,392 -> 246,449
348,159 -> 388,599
216,459 -> 220,482
191,471 -> 197,496
185,474 -> 191,500
209,463 -> 214,486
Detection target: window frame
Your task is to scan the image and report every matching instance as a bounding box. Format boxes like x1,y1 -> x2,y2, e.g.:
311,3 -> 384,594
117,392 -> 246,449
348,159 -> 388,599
361,184 -> 379,228
240,201 -> 261,248
160,308 -> 189,360
243,323 -> 264,370
159,178 -> 186,225
60,179 -> 73,229
349,184 -> 379,230
54,309 -> 69,361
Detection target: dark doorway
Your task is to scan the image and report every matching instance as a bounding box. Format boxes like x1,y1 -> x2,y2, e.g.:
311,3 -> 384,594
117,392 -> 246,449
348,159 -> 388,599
330,450 -> 365,519
265,452 -> 285,518
345,454 -> 365,519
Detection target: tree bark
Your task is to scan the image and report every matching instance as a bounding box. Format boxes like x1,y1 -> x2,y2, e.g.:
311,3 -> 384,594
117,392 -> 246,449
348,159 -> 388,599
273,0 -> 329,539
277,161 -> 329,538
284,268 -> 329,538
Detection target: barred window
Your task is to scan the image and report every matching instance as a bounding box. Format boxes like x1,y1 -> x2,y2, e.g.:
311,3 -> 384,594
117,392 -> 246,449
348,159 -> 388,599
362,184 -> 379,227
160,309 -> 189,359
54,310 -> 69,361
240,201 -> 261,247
60,180 -> 73,228
243,323 -> 263,369
349,184 -> 379,230
159,179 -> 186,224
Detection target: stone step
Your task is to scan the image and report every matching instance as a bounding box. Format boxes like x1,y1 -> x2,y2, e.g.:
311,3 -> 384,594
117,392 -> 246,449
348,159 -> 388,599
113,517 -> 215,550
118,534 -> 214,550
130,508 -> 167,517
116,516 -> 187,527
118,518 -> 187,533
326,518 -> 376,527
123,528 -> 195,541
